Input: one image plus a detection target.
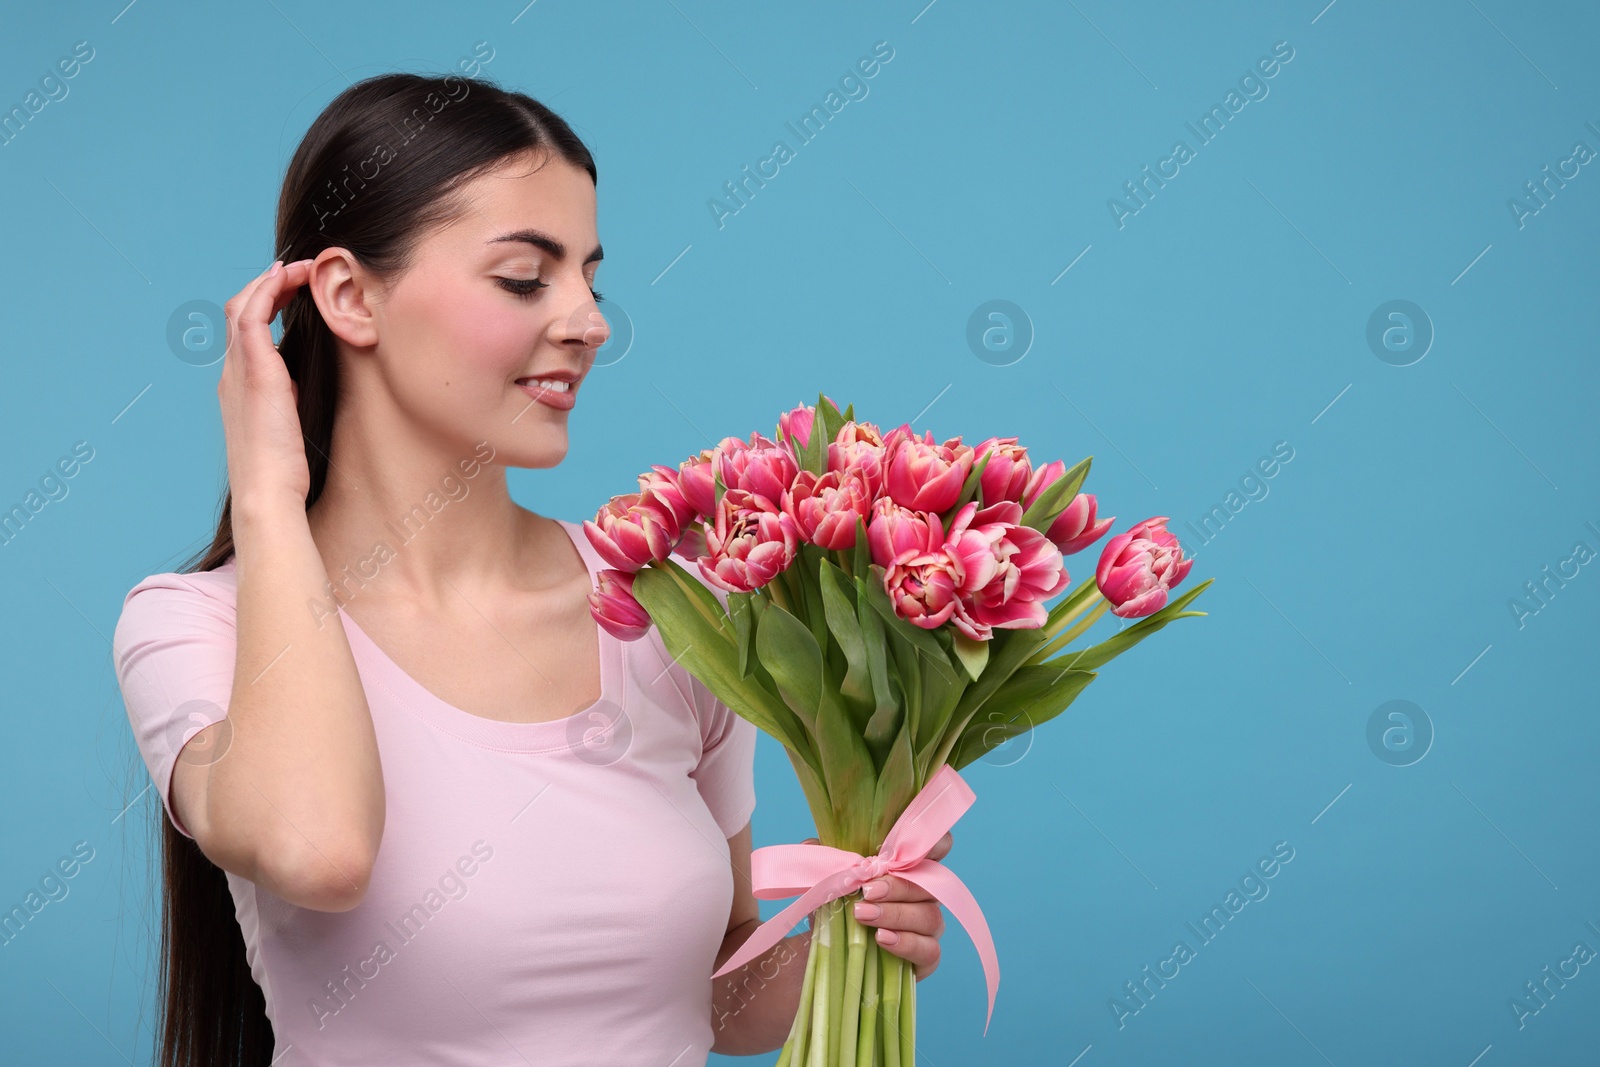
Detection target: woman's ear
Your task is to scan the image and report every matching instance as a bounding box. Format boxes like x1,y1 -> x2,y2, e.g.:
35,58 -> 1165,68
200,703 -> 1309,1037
307,248 -> 380,348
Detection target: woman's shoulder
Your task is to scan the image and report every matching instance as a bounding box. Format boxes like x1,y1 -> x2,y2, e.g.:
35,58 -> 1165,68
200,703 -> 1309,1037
120,557 -> 239,605
113,559 -> 240,648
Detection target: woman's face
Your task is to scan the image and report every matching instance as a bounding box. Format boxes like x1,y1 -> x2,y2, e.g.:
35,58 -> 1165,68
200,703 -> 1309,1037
359,150 -> 608,469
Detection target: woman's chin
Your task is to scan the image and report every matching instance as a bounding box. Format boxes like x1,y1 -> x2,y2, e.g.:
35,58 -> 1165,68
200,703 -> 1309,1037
496,435 -> 569,470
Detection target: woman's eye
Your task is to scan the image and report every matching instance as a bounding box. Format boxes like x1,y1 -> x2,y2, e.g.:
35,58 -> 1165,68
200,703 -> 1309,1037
496,277 -> 604,303
497,277 -> 548,298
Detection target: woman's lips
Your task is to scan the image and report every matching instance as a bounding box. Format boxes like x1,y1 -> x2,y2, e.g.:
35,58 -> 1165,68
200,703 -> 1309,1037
516,379 -> 577,411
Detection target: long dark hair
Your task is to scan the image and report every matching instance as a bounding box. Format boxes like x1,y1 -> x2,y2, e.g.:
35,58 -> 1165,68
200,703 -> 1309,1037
157,72 -> 596,1067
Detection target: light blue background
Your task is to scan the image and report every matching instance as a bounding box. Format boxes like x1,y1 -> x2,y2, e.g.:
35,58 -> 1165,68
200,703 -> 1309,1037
1,1 -> 1596,1063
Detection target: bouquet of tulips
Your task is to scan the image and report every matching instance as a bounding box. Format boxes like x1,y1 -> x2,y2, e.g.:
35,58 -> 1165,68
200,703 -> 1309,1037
582,394 -> 1210,1065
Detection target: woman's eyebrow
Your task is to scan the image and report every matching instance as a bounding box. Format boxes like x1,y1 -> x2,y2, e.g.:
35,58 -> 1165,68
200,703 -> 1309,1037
486,228 -> 603,264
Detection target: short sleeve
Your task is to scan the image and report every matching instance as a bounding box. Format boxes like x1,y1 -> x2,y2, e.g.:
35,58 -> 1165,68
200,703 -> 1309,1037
111,570 -> 239,839
688,676 -> 758,838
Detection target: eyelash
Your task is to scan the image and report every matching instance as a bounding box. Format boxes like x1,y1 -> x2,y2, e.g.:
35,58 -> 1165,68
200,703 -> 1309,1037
496,278 -> 605,303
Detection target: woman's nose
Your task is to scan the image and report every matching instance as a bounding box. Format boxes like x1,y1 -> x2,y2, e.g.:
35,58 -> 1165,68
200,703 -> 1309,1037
562,301 -> 610,350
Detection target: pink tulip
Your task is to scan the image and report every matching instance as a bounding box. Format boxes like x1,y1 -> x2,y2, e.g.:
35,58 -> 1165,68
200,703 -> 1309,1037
782,469 -> 873,550
867,496 -> 942,571
884,556 -> 962,631
675,449 -> 718,518
588,569 -> 653,641
1047,493 -> 1115,555
777,403 -> 815,453
584,491 -> 682,572
638,464 -> 698,532
715,432 -> 798,507
973,437 -> 1033,506
672,523 -> 708,563
697,488 -> 799,593
884,430 -> 974,514
1021,459 -> 1066,510
943,500 -> 1070,640
827,420 -> 887,500
867,498 -> 961,629
1095,516 -> 1194,619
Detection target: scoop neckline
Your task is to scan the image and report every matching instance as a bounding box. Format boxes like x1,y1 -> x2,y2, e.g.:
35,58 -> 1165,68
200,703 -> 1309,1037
335,516 -> 627,754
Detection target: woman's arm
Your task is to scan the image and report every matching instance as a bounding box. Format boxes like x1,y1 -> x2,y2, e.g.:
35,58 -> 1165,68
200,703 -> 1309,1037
710,821 -> 813,1055
174,259 -> 385,912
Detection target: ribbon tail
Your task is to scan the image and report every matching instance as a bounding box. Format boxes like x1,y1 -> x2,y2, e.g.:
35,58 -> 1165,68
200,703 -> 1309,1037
710,870 -> 860,980
897,861 -> 1001,1036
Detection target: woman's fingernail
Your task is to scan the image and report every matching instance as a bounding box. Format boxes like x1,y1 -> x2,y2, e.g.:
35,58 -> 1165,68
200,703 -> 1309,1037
854,902 -> 881,922
863,881 -> 886,900
876,928 -> 899,946
268,260 -> 282,275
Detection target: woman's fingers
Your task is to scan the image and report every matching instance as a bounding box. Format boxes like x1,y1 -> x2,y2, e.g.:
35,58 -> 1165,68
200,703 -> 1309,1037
875,928 -> 941,981
237,260 -> 312,359
795,832 -> 949,980
222,262 -> 283,362
226,259 -> 313,371
217,258 -> 317,507
852,898 -> 944,939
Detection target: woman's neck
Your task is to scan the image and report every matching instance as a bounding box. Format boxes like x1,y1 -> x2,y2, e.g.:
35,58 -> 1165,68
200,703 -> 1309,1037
304,421 -> 549,613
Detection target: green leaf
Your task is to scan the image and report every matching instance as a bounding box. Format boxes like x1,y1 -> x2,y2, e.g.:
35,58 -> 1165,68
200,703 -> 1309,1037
817,558 -> 873,724
783,743 -> 837,842
1043,578 -> 1213,673
797,392 -> 847,477
654,556 -> 735,640
629,564 -> 815,766
922,622 -> 1057,772
816,391 -> 848,442
814,684 -> 877,851
857,565 -> 966,768
795,544 -> 831,652
885,623 -> 923,758
915,633 -> 968,763
727,590 -> 757,679
870,723 -> 918,848
854,575 -> 900,766
753,600 -> 825,735
950,631 -> 990,682
947,665 -> 1097,770
847,513 -> 870,583
1018,456 -> 1091,533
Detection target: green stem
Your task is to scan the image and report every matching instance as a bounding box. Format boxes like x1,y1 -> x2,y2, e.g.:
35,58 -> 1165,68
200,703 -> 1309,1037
767,573 -> 796,616
856,941 -> 880,1067
839,900 -> 868,1063
880,951 -> 903,1067
827,899 -> 848,1064
1028,598 -> 1110,663
807,903 -> 834,1067
899,956 -> 915,1066
1043,589 -> 1099,638
778,925 -> 820,1067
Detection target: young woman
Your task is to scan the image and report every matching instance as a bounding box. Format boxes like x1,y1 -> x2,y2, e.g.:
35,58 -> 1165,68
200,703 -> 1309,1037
112,73 -> 949,1066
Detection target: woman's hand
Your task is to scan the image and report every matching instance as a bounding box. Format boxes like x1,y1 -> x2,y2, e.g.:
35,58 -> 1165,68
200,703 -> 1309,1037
804,831 -> 953,982
219,258 -> 317,513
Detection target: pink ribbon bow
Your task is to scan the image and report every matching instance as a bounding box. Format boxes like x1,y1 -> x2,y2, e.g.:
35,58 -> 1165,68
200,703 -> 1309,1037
711,764 -> 1001,1034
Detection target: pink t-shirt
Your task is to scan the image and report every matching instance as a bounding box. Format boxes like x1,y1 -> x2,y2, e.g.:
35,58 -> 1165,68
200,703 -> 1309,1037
112,518 -> 758,1066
